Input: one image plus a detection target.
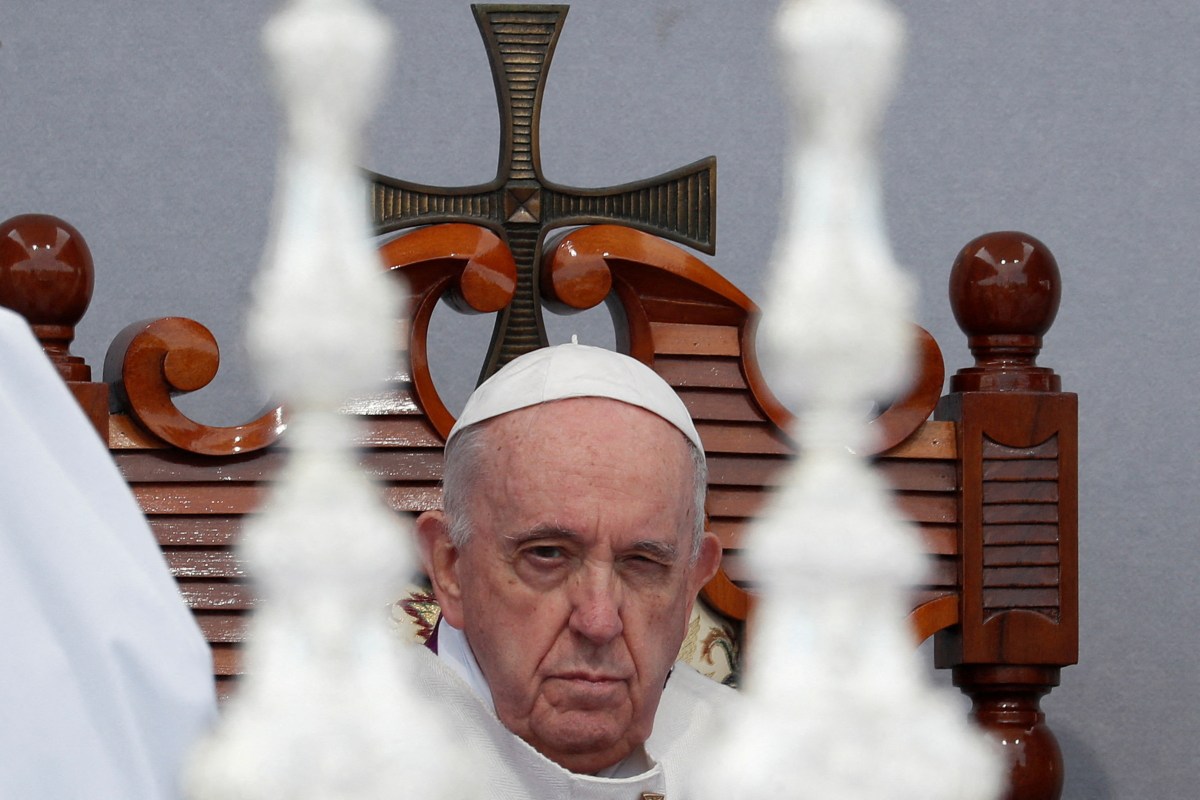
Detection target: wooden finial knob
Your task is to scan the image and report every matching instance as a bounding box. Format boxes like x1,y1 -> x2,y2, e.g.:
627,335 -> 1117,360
0,214 -> 95,381
949,231 -> 1062,392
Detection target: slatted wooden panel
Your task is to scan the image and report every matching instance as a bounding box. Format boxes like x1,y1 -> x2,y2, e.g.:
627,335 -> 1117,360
644,321 -> 961,624
111,375 -> 444,698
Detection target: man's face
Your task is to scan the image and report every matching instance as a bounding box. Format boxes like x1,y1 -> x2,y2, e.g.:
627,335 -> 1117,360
418,398 -> 720,774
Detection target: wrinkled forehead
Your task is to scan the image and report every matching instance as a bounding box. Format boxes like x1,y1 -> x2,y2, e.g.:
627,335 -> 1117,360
465,398 -> 698,532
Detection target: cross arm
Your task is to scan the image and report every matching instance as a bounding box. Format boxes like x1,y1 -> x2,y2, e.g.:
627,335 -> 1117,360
369,170 -> 502,236
542,156 -> 716,255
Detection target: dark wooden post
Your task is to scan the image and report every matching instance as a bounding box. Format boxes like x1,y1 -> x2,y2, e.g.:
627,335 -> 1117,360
935,231 -> 1078,800
0,214 -> 109,438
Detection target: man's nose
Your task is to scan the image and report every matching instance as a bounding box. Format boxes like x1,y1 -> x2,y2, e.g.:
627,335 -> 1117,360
568,571 -> 623,645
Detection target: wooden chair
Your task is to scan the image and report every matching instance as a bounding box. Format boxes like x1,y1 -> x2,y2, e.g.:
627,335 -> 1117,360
0,10 -> 1077,798
1,209 -> 1075,800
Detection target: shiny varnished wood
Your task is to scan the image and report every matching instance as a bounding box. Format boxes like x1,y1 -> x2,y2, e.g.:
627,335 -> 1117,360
0,214 -> 108,436
542,224 -> 954,620
5,207 -> 1076,799
377,223 -> 517,437
937,230 -> 1076,800
105,317 -> 286,455
543,224 -> 945,455
955,666 -> 1065,800
949,230 -> 1061,393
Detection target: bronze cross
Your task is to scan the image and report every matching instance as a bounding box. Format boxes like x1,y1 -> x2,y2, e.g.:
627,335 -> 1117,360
369,4 -> 716,382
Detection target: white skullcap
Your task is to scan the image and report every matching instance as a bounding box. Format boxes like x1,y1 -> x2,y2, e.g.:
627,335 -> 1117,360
448,342 -> 703,455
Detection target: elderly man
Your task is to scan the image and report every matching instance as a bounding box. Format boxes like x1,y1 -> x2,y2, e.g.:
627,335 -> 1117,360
413,342 -> 731,798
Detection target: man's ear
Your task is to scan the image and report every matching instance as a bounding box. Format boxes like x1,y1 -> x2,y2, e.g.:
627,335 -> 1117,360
414,510 -> 466,629
690,530 -> 723,592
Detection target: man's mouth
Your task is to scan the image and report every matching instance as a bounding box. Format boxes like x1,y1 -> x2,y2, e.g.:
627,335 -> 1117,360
555,671 -> 623,684
548,673 -> 628,708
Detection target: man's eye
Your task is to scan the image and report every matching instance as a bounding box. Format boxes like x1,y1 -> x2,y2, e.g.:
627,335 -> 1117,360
525,545 -> 565,562
624,554 -> 668,571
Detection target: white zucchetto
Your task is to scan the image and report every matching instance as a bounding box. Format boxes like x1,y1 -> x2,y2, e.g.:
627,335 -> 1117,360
449,342 -> 703,456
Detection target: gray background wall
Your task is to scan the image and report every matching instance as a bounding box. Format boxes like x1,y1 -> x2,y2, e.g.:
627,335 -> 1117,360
3,1 -> 1196,797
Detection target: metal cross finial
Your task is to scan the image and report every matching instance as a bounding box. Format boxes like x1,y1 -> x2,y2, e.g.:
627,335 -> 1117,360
369,4 -> 716,382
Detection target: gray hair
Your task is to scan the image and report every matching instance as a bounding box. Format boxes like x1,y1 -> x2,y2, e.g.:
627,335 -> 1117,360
442,417 -> 709,562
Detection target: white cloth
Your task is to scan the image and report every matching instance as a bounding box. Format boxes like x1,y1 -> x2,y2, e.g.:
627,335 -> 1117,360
436,617 -> 498,714
435,619 -> 651,778
0,308 -> 217,798
415,632 -> 735,799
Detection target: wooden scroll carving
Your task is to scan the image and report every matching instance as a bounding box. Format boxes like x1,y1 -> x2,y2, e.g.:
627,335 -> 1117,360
544,224 -> 950,623
105,317 -> 286,456
376,224 -> 517,437
381,221 -> 949,626
0,212 -> 287,459
101,222 -> 516,456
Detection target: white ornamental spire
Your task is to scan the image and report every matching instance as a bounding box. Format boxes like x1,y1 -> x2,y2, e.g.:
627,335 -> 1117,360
693,1 -> 1004,798
185,1 -> 471,797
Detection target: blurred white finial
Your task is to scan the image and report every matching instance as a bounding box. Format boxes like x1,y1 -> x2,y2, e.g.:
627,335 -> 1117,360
185,1 -> 471,797
692,1 -> 1004,798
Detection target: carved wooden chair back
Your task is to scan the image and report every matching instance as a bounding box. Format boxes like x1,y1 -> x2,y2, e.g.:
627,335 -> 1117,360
1,204 -> 1076,799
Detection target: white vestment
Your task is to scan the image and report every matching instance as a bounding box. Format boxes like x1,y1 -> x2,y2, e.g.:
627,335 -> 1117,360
0,308 -> 217,798
413,622 -> 735,799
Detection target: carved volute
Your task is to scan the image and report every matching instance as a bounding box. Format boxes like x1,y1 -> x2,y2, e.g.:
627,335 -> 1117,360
949,231 -> 1062,392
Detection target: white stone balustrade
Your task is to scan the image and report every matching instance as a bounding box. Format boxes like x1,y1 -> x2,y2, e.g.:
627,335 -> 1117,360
184,1 -> 471,797
693,1 -> 1004,798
